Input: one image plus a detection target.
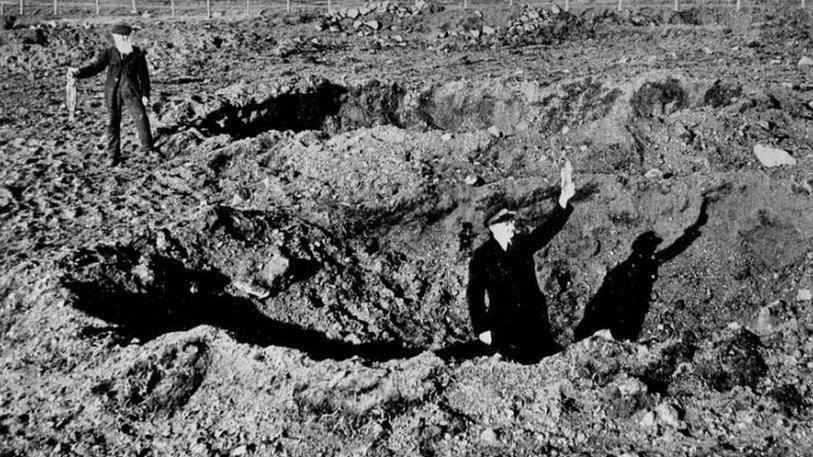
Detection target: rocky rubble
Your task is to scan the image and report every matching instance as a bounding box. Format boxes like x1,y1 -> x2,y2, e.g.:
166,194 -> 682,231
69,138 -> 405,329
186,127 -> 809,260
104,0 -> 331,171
316,0 -> 438,36
2,4 -> 813,456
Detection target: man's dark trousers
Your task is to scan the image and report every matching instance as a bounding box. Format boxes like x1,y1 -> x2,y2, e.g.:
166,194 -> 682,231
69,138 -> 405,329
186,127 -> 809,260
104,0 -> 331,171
75,46 -> 153,162
107,92 -> 152,161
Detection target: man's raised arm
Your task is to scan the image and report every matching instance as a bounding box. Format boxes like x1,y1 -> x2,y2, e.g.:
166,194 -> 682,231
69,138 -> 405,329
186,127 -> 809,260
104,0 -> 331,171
526,160 -> 576,251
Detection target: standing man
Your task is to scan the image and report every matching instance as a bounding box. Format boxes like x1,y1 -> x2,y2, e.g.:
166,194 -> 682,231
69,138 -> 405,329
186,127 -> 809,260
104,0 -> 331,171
466,161 -> 576,363
69,23 -> 158,166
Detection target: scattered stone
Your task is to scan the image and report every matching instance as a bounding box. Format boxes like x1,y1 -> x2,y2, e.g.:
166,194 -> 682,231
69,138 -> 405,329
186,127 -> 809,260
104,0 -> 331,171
754,303 -> 783,335
594,329 -> 614,341
639,410 -> 656,428
753,144 -> 796,167
697,327 -> 767,392
487,125 -> 503,138
480,427 -> 499,444
612,374 -> 648,397
798,289 -> 812,302
464,174 -> 481,186
231,445 -> 248,456
655,402 -> 681,428
0,186 -> 14,209
482,25 -> 496,35
261,251 -> 290,288
798,56 -> 813,67
364,20 -> 381,30
644,168 -> 664,180
441,133 -> 453,141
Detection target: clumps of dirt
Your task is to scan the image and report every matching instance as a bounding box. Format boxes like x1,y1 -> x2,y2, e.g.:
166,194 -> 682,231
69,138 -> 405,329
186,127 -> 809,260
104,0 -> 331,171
696,325 -> 767,392
630,78 -> 687,118
703,79 -> 743,108
635,338 -> 697,395
768,384 -> 806,417
91,334 -> 211,419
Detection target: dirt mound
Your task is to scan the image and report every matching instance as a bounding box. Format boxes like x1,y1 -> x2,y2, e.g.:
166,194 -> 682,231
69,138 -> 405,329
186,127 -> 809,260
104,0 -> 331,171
2,10 -> 813,456
91,330 -> 211,418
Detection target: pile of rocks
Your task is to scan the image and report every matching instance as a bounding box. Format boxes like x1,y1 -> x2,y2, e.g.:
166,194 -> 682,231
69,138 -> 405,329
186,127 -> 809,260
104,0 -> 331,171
316,0 -> 439,36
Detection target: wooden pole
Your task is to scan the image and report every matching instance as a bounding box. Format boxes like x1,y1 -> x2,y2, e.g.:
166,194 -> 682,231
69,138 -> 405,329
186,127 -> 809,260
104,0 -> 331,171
206,0 -> 211,19
736,0 -> 741,11
245,0 -> 249,16
1,1 -> 5,16
130,0 -> 137,14
53,0 -> 56,15
326,0 -> 330,13
673,0 -> 678,12
95,0 -> 99,15
286,0 -> 290,12
170,0 -> 175,17
618,0 -> 622,12
19,0 -> 22,15
564,0 -> 569,12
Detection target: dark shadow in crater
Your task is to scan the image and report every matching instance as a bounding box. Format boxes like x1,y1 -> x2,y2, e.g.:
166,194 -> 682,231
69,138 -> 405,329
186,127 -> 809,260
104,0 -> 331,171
64,255 -> 419,362
573,198 -> 710,341
201,82 -> 348,138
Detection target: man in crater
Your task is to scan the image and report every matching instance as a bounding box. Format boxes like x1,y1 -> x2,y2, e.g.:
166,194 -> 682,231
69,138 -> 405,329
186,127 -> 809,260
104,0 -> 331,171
466,161 -> 576,363
68,23 -> 159,166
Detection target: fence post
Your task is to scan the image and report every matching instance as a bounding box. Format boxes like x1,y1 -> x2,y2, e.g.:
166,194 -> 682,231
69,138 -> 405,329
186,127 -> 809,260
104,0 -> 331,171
245,0 -> 249,16
736,0 -> 741,11
1,1 -> 5,15
95,0 -> 99,15
327,0 -> 331,13
618,0 -> 622,12
130,0 -> 137,14
286,0 -> 290,12
206,0 -> 211,19
170,0 -> 175,17
564,0 -> 569,11
673,0 -> 678,12
19,0 -> 22,15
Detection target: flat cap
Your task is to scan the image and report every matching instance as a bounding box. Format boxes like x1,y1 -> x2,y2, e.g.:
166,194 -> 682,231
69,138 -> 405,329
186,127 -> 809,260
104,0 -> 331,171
483,204 -> 516,228
110,23 -> 133,36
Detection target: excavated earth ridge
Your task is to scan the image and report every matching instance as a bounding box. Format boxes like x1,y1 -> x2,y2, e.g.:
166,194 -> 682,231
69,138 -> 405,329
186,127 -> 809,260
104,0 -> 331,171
1,5 -> 813,456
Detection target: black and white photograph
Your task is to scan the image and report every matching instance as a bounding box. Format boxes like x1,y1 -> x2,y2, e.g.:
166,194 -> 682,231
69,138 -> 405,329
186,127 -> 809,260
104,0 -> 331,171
1,0 -> 812,455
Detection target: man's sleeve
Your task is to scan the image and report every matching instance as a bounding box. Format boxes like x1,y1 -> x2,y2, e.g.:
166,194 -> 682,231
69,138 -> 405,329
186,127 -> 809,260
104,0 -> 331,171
526,203 -> 573,252
466,255 -> 488,336
137,48 -> 150,99
75,49 -> 109,79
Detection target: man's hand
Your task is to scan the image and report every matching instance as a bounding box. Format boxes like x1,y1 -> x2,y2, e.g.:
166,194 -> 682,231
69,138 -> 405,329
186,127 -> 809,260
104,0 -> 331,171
141,97 -> 150,109
558,159 -> 575,208
478,331 -> 492,345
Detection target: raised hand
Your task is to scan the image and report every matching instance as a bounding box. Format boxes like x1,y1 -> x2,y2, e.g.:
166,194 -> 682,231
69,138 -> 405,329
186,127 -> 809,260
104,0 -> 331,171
478,331 -> 492,345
